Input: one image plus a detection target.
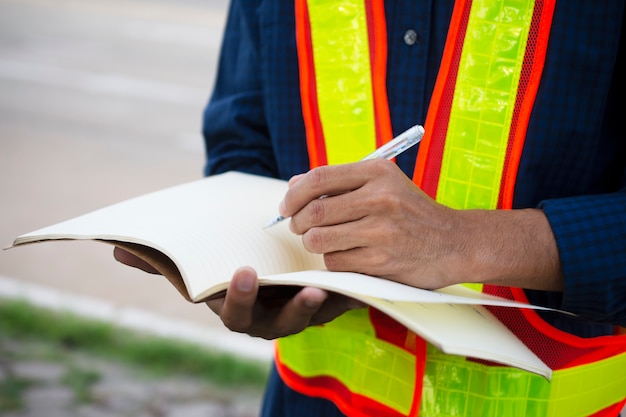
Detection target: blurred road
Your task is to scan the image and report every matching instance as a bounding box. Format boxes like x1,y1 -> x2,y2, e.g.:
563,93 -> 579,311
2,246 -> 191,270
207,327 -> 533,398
0,0 -> 273,361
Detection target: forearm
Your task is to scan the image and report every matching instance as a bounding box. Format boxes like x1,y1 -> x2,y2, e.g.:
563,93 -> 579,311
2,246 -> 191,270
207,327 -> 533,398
454,208 -> 563,291
458,190 -> 626,325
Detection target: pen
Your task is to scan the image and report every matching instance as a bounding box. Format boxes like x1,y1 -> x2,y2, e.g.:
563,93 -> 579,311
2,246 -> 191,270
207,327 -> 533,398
264,124 -> 425,228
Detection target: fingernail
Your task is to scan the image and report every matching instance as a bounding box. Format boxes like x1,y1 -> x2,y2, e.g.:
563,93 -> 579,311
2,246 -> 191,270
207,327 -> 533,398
304,299 -> 321,309
304,290 -> 326,308
237,275 -> 254,292
278,200 -> 286,216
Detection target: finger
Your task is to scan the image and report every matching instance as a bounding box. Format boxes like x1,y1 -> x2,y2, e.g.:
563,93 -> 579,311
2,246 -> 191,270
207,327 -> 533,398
270,287 -> 328,336
309,293 -> 367,325
289,190 -> 371,234
278,174 -> 307,217
323,246 -> 392,277
113,247 -> 160,274
281,162 -> 374,218
300,214 -> 379,254
287,173 -> 306,186
219,266 -> 260,332
205,295 -> 224,315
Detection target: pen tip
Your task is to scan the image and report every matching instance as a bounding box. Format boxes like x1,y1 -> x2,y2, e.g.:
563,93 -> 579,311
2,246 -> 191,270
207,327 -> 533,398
264,215 -> 286,229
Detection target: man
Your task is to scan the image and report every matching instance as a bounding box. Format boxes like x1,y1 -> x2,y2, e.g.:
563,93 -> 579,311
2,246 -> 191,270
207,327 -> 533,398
120,1 -> 626,415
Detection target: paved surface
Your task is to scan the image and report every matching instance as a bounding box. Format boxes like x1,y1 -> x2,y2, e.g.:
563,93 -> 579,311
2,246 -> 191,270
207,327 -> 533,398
1,339 -> 264,417
0,0 -> 272,356
0,0 -> 271,415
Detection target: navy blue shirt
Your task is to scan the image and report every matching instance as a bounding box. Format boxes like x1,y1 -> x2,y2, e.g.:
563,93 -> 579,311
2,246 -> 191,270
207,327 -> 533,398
203,1 -> 626,335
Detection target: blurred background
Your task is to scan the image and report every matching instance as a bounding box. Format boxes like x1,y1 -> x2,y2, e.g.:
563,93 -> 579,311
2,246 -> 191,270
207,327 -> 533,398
0,0 -> 272,413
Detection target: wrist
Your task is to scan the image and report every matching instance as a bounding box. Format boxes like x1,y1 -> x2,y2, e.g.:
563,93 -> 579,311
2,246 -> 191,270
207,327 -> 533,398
453,208 -> 563,291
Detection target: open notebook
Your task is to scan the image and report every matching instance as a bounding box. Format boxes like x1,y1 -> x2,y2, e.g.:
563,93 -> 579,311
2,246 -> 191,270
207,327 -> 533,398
10,171 -> 564,379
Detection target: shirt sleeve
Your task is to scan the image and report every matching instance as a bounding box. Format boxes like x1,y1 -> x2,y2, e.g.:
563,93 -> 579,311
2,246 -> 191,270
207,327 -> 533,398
537,8 -> 626,327
202,0 -> 279,178
539,189 -> 626,326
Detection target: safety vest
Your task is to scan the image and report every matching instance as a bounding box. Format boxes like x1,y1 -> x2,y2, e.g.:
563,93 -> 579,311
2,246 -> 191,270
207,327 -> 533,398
276,1 -> 626,416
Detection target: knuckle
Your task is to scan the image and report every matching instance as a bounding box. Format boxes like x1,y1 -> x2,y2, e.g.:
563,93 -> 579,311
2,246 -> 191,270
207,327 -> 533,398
308,165 -> 326,184
368,251 -> 392,270
307,199 -> 326,224
307,166 -> 329,194
366,186 -> 401,215
368,158 -> 394,175
324,247 -> 392,275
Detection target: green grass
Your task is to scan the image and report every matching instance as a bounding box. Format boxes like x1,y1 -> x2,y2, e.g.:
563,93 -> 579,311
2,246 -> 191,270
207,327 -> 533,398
0,371 -> 30,411
0,299 -> 269,388
61,366 -> 101,404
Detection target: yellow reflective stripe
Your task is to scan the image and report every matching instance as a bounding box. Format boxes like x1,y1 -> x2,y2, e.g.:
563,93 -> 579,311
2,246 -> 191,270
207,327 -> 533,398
437,1 -> 535,210
420,344 -> 551,416
284,326 -> 626,417
306,1 -> 377,164
546,351 -> 626,417
420,345 -> 626,417
278,309 -> 416,415
462,283 -> 484,292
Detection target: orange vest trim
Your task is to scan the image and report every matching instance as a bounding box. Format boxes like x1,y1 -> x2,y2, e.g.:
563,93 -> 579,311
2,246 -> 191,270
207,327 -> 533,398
275,308 -> 426,416
367,0 -> 394,156
275,349 -> 419,417
414,0 -> 555,210
295,0 -> 392,168
485,285 -> 626,370
498,0 -> 556,209
295,0 -> 326,168
589,401 -> 626,417
412,0 -> 469,199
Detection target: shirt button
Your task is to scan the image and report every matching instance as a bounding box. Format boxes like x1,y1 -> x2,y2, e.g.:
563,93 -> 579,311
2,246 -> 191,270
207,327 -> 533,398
404,29 -> 419,46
